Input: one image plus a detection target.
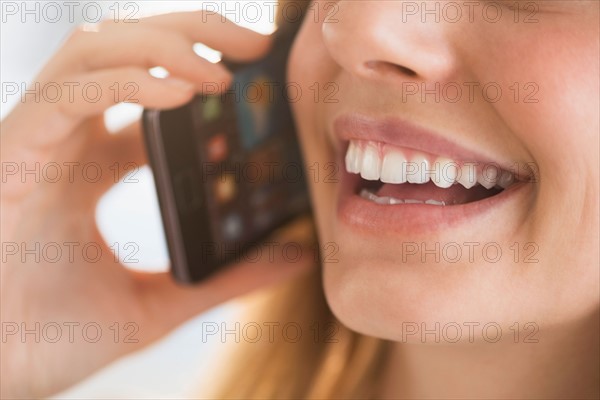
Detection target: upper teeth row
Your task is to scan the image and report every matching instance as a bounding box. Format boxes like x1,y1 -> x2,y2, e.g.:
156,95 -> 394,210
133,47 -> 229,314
345,140 -> 515,190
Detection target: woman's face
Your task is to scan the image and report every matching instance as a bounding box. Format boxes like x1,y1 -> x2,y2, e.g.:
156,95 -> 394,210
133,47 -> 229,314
289,0 -> 599,341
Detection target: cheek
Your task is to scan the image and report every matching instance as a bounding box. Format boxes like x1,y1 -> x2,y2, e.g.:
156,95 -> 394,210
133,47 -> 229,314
288,20 -> 341,237
484,23 -> 599,270
522,39 -> 599,306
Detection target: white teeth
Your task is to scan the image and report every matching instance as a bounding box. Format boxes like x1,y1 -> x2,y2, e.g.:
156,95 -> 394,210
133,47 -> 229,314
478,165 -> 499,189
426,199 -> 446,206
432,157 -> 458,189
375,196 -> 401,205
380,149 -> 408,184
360,189 -> 378,202
457,162 -> 478,189
360,142 -> 381,181
497,170 -> 514,189
344,139 -> 515,193
407,153 -> 430,184
344,141 -> 362,174
359,189 -> 402,205
360,189 -> 445,206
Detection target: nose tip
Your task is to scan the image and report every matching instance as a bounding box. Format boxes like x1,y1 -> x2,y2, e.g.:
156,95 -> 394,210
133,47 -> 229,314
320,1 -> 458,84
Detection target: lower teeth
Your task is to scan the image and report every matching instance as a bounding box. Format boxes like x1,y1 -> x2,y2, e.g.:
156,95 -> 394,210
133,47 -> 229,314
359,189 -> 446,206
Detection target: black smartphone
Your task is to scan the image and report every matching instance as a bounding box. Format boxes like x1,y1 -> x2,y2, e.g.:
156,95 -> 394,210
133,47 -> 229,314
142,21 -> 310,283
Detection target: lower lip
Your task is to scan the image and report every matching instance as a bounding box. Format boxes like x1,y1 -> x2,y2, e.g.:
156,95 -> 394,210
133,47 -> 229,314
336,161 -> 531,236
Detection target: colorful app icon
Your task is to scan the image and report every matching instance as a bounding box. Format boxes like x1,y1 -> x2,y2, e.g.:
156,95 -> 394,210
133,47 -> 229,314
207,133 -> 228,163
215,173 -> 236,203
202,95 -> 221,122
223,213 -> 243,240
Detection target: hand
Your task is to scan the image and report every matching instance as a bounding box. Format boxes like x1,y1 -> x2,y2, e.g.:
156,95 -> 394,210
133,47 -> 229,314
0,11 -> 315,398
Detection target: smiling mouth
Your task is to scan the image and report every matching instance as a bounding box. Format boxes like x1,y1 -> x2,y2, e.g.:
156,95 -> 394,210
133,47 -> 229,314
332,114 -> 533,232
345,139 -> 520,206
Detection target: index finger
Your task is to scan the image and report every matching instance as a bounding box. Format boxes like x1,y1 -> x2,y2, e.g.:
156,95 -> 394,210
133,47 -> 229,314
141,10 -> 273,62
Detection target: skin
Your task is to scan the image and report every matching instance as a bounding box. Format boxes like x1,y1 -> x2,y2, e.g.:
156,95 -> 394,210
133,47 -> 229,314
2,1 -> 598,398
289,0 -> 599,398
0,11 -> 314,398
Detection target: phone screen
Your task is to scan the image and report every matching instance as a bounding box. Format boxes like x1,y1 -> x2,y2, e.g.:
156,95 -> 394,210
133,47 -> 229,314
143,20 -> 310,283
195,27 -> 308,245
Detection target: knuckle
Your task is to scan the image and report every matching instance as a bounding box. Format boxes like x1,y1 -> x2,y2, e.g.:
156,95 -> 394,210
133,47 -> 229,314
196,9 -> 226,24
65,26 -> 90,44
97,19 -> 117,32
151,28 -> 187,45
118,67 -> 142,82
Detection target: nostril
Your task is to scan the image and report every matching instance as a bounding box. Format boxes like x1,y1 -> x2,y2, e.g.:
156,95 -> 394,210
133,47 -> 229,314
396,65 -> 417,77
364,60 -> 418,78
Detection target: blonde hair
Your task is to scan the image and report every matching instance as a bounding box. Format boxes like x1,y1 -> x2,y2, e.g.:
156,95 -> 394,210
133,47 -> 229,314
211,267 -> 390,399
206,3 -> 390,397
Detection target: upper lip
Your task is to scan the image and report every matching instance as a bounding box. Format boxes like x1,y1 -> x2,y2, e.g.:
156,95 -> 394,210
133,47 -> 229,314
332,113 -> 524,178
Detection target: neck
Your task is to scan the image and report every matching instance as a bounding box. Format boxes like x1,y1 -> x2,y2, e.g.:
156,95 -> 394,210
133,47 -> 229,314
379,311 -> 599,399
